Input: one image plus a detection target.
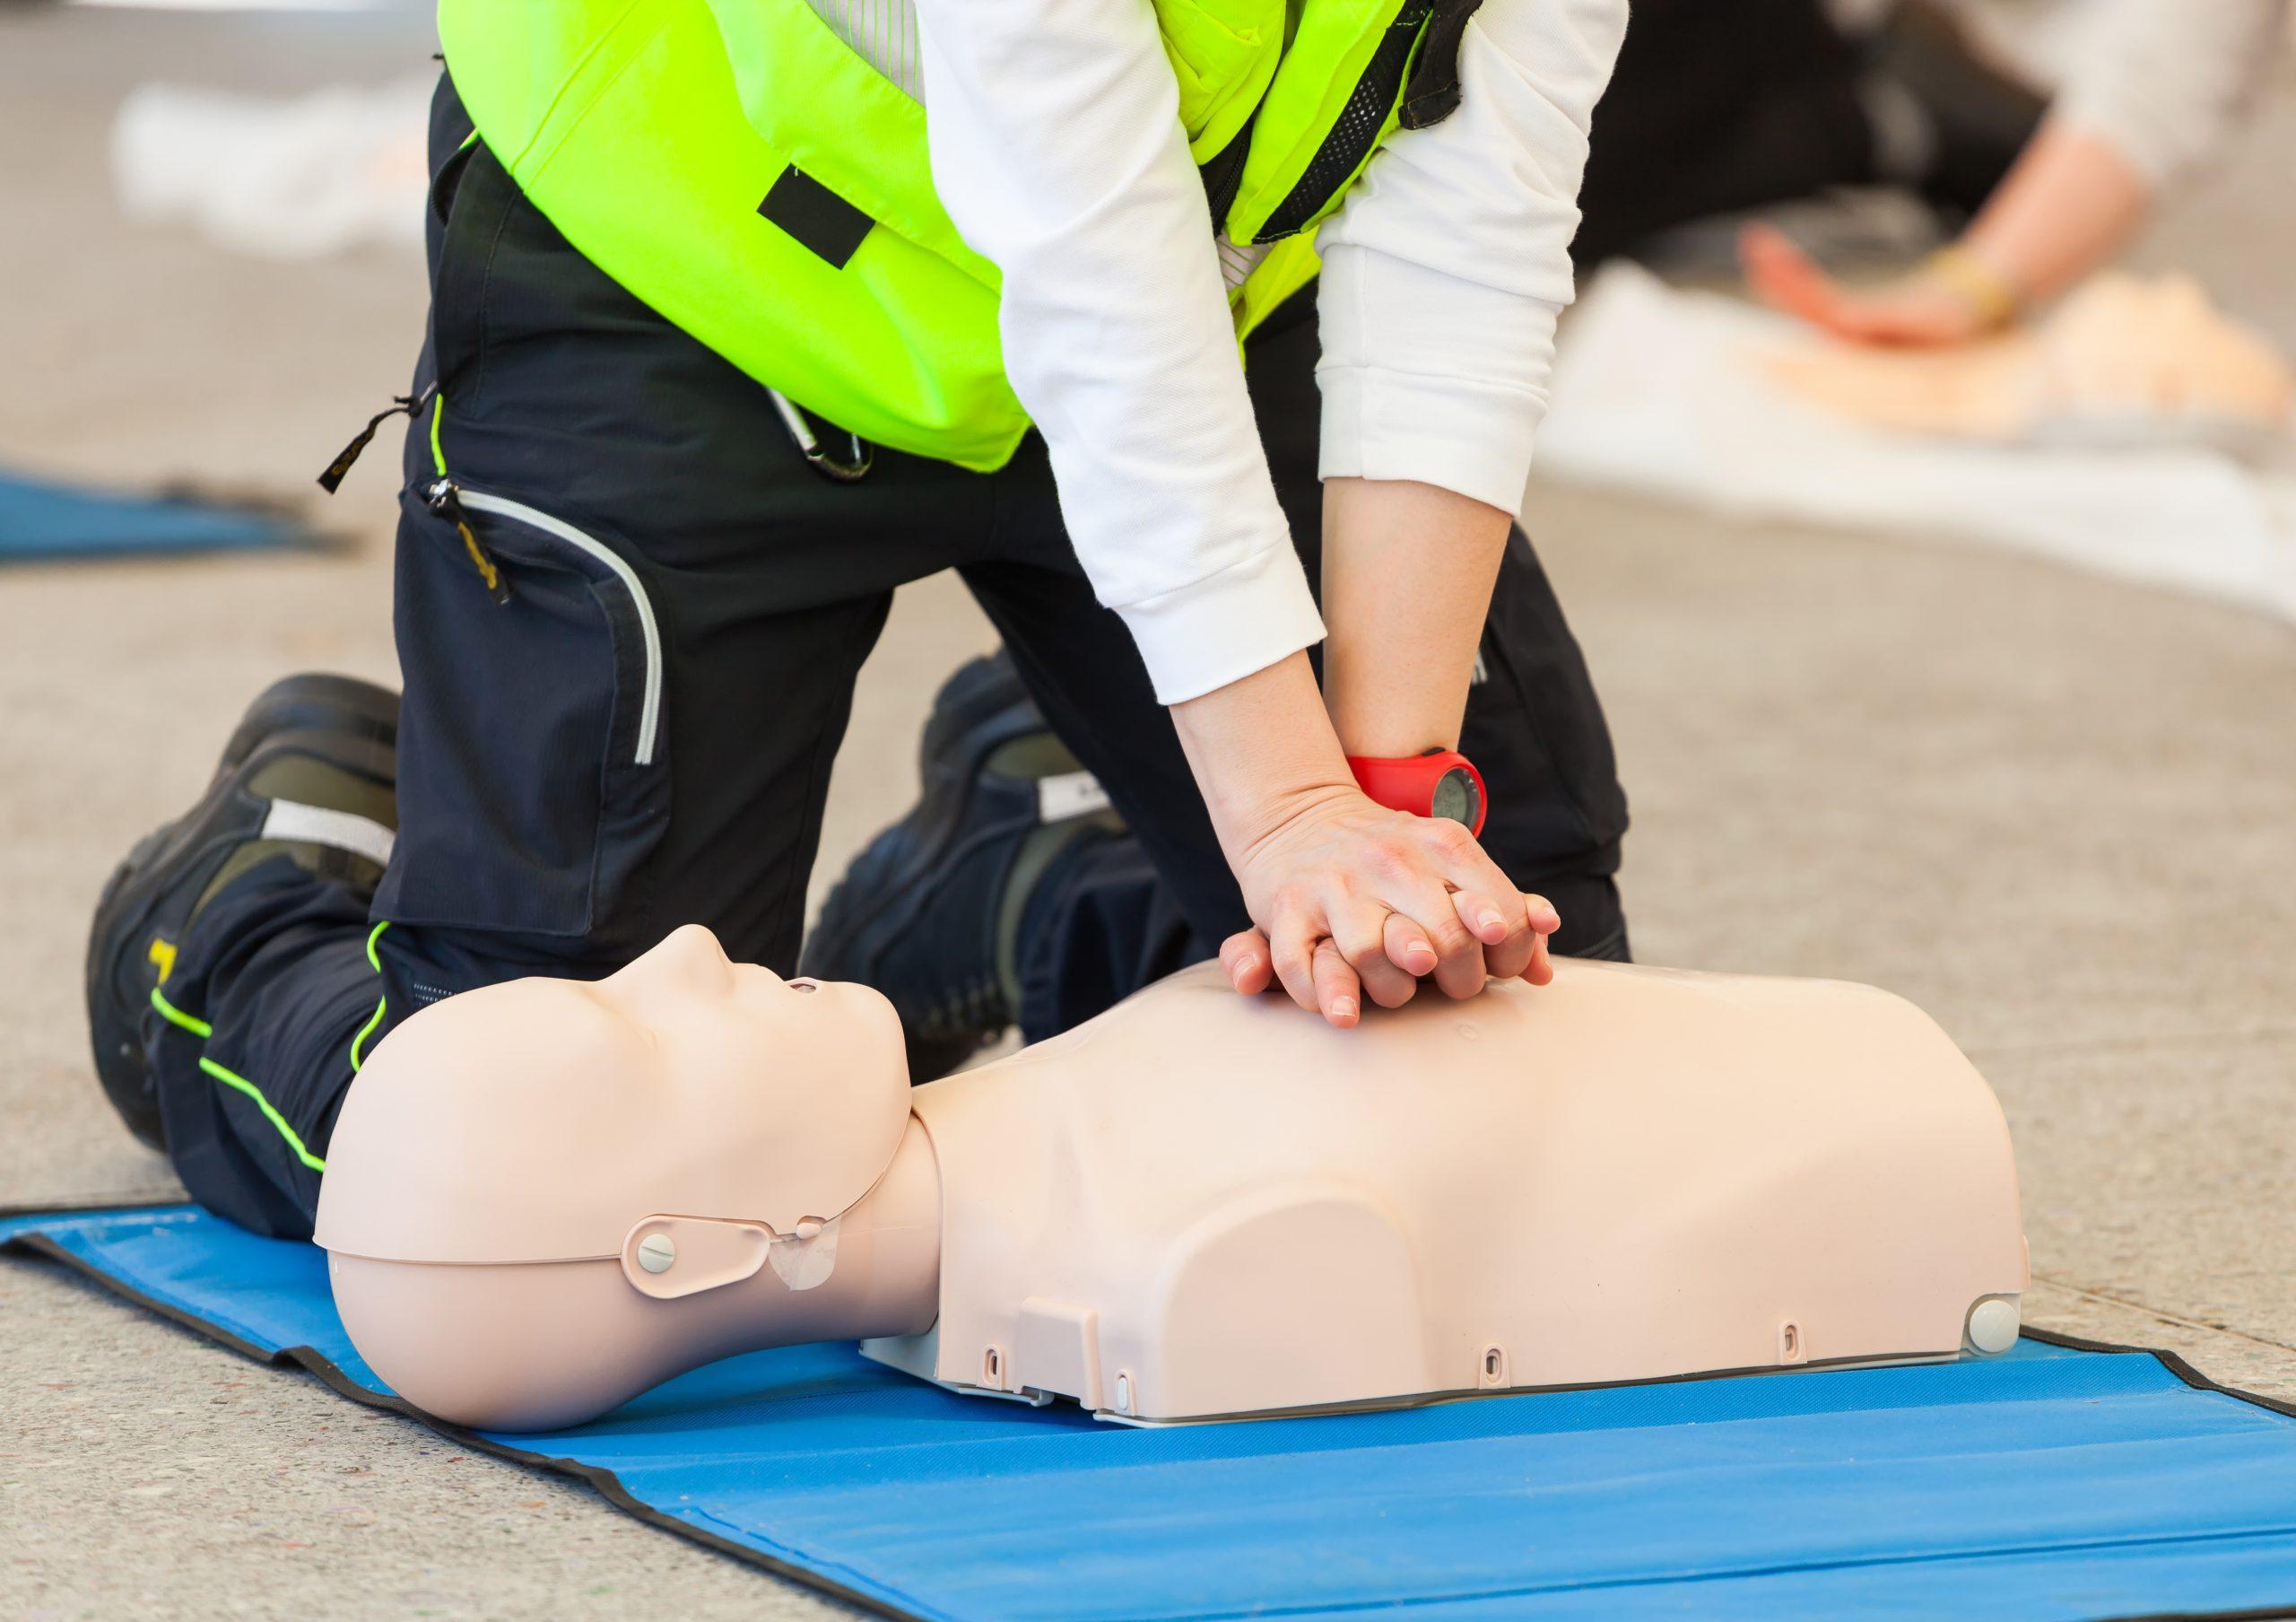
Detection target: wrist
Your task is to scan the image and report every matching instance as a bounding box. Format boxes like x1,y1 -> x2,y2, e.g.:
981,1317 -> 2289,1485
1920,241 -> 2022,331
1169,650 -> 1356,857
1224,778 -> 1363,867
1348,749 -> 1487,835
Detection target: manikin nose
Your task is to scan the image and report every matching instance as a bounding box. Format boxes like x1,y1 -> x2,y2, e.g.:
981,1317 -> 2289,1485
644,923 -> 737,987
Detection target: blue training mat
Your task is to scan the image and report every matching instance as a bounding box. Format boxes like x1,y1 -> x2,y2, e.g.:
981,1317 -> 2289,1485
0,471 -> 307,562
10,1204 -> 2296,1622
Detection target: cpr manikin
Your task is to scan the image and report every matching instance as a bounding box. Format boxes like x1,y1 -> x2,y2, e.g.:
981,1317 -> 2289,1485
313,926 -> 2029,1432
1766,272 -> 2293,445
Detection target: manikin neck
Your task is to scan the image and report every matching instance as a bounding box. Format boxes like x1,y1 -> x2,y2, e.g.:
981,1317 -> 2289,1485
732,1112 -> 942,1348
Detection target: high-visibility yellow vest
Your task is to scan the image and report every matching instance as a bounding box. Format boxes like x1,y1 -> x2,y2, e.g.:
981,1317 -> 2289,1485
439,0 -> 1478,470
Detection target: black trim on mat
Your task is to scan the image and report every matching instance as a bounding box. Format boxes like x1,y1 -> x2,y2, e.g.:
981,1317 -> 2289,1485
10,1217 -> 2296,1622
2020,1324 -> 2296,1423
4,1225 -> 920,1622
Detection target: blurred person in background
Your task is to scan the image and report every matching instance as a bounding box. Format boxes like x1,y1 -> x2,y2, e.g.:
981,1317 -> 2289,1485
1564,0 -> 2286,344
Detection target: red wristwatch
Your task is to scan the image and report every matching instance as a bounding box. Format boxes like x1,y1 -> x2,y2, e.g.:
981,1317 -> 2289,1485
1347,749 -> 1488,836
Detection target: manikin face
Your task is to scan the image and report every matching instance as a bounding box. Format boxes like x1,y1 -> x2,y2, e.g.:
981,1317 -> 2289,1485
582,921 -> 889,1103
314,925 -> 915,1267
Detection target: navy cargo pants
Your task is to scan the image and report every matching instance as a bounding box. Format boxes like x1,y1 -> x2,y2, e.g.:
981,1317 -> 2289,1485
152,77 -> 1631,1237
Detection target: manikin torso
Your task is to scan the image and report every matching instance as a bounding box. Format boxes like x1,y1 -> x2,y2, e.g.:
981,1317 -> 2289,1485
1764,272 -> 2294,445
881,957 -> 2024,1419
315,928 -> 2026,1433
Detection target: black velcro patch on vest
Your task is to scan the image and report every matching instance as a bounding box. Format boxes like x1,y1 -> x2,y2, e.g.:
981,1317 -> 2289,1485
759,167 -> 874,268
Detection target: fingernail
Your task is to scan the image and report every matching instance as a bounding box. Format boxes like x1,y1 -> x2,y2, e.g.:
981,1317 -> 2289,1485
1236,954 -> 1258,974
1535,907 -> 1561,931
1331,997 -> 1358,1022
1405,946 -> 1436,972
1478,910 -> 1506,936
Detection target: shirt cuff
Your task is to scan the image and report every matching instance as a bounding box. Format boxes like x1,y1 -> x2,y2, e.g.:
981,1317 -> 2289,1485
1317,362 -> 1550,515
1113,541 -> 1326,705
1314,248 -> 1561,515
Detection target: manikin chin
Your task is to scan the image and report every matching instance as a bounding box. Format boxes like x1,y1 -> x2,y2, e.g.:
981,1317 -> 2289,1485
313,924 -> 2028,1433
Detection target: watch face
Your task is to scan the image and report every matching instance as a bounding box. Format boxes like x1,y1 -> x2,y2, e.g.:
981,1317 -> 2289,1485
1431,766 -> 1481,828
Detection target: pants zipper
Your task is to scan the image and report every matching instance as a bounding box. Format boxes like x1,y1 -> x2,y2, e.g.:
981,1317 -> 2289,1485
423,478 -> 513,607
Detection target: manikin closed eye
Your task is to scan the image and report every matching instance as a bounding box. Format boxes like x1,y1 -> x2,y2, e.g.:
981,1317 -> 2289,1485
315,924 -> 2026,1432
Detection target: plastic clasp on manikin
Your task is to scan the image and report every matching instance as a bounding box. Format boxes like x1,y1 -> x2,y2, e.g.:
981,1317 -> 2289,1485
619,1215 -> 777,1300
619,1211 -> 850,1301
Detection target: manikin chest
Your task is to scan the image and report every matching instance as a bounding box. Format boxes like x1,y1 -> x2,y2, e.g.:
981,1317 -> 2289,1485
862,960 -> 2027,1423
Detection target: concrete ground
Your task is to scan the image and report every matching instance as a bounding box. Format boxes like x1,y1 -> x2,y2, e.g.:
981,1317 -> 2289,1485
4,5 -> 2292,1618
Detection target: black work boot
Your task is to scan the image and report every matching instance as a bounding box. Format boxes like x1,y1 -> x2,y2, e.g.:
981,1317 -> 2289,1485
85,673 -> 400,1151
801,654 -> 1120,1083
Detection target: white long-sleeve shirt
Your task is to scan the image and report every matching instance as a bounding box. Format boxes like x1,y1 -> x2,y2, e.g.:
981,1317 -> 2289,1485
2040,0 -> 2285,186
883,0 -> 1628,702
1928,0 -> 2287,187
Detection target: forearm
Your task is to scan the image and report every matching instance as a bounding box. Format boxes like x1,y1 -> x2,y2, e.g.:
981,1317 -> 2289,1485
1961,121 -> 2152,308
1319,477 -> 1510,758
1170,651 -> 1355,864
1309,0 -> 1619,745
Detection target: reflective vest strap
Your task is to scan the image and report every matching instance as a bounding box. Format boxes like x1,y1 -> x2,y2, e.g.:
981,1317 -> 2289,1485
1222,0 -> 1419,244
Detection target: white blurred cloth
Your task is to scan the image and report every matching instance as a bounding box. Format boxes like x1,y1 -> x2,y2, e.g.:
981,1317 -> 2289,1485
111,75 -> 432,261
1537,265 -> 2296,624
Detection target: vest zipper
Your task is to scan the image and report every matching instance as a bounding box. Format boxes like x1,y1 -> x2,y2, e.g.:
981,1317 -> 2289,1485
424,480 -> 665,768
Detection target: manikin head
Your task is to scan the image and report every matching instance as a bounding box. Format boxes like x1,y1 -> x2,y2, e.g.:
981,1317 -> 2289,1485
313,925 -> 918,1429
2034,273 -> 2292,428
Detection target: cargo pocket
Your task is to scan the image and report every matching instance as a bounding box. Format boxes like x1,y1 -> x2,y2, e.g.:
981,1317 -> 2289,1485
377,475 -> 670,940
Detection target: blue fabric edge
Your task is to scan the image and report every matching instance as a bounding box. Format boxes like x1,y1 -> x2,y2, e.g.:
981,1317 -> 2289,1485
0,475 -> 315,565
12,1201 -> 2296,1622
